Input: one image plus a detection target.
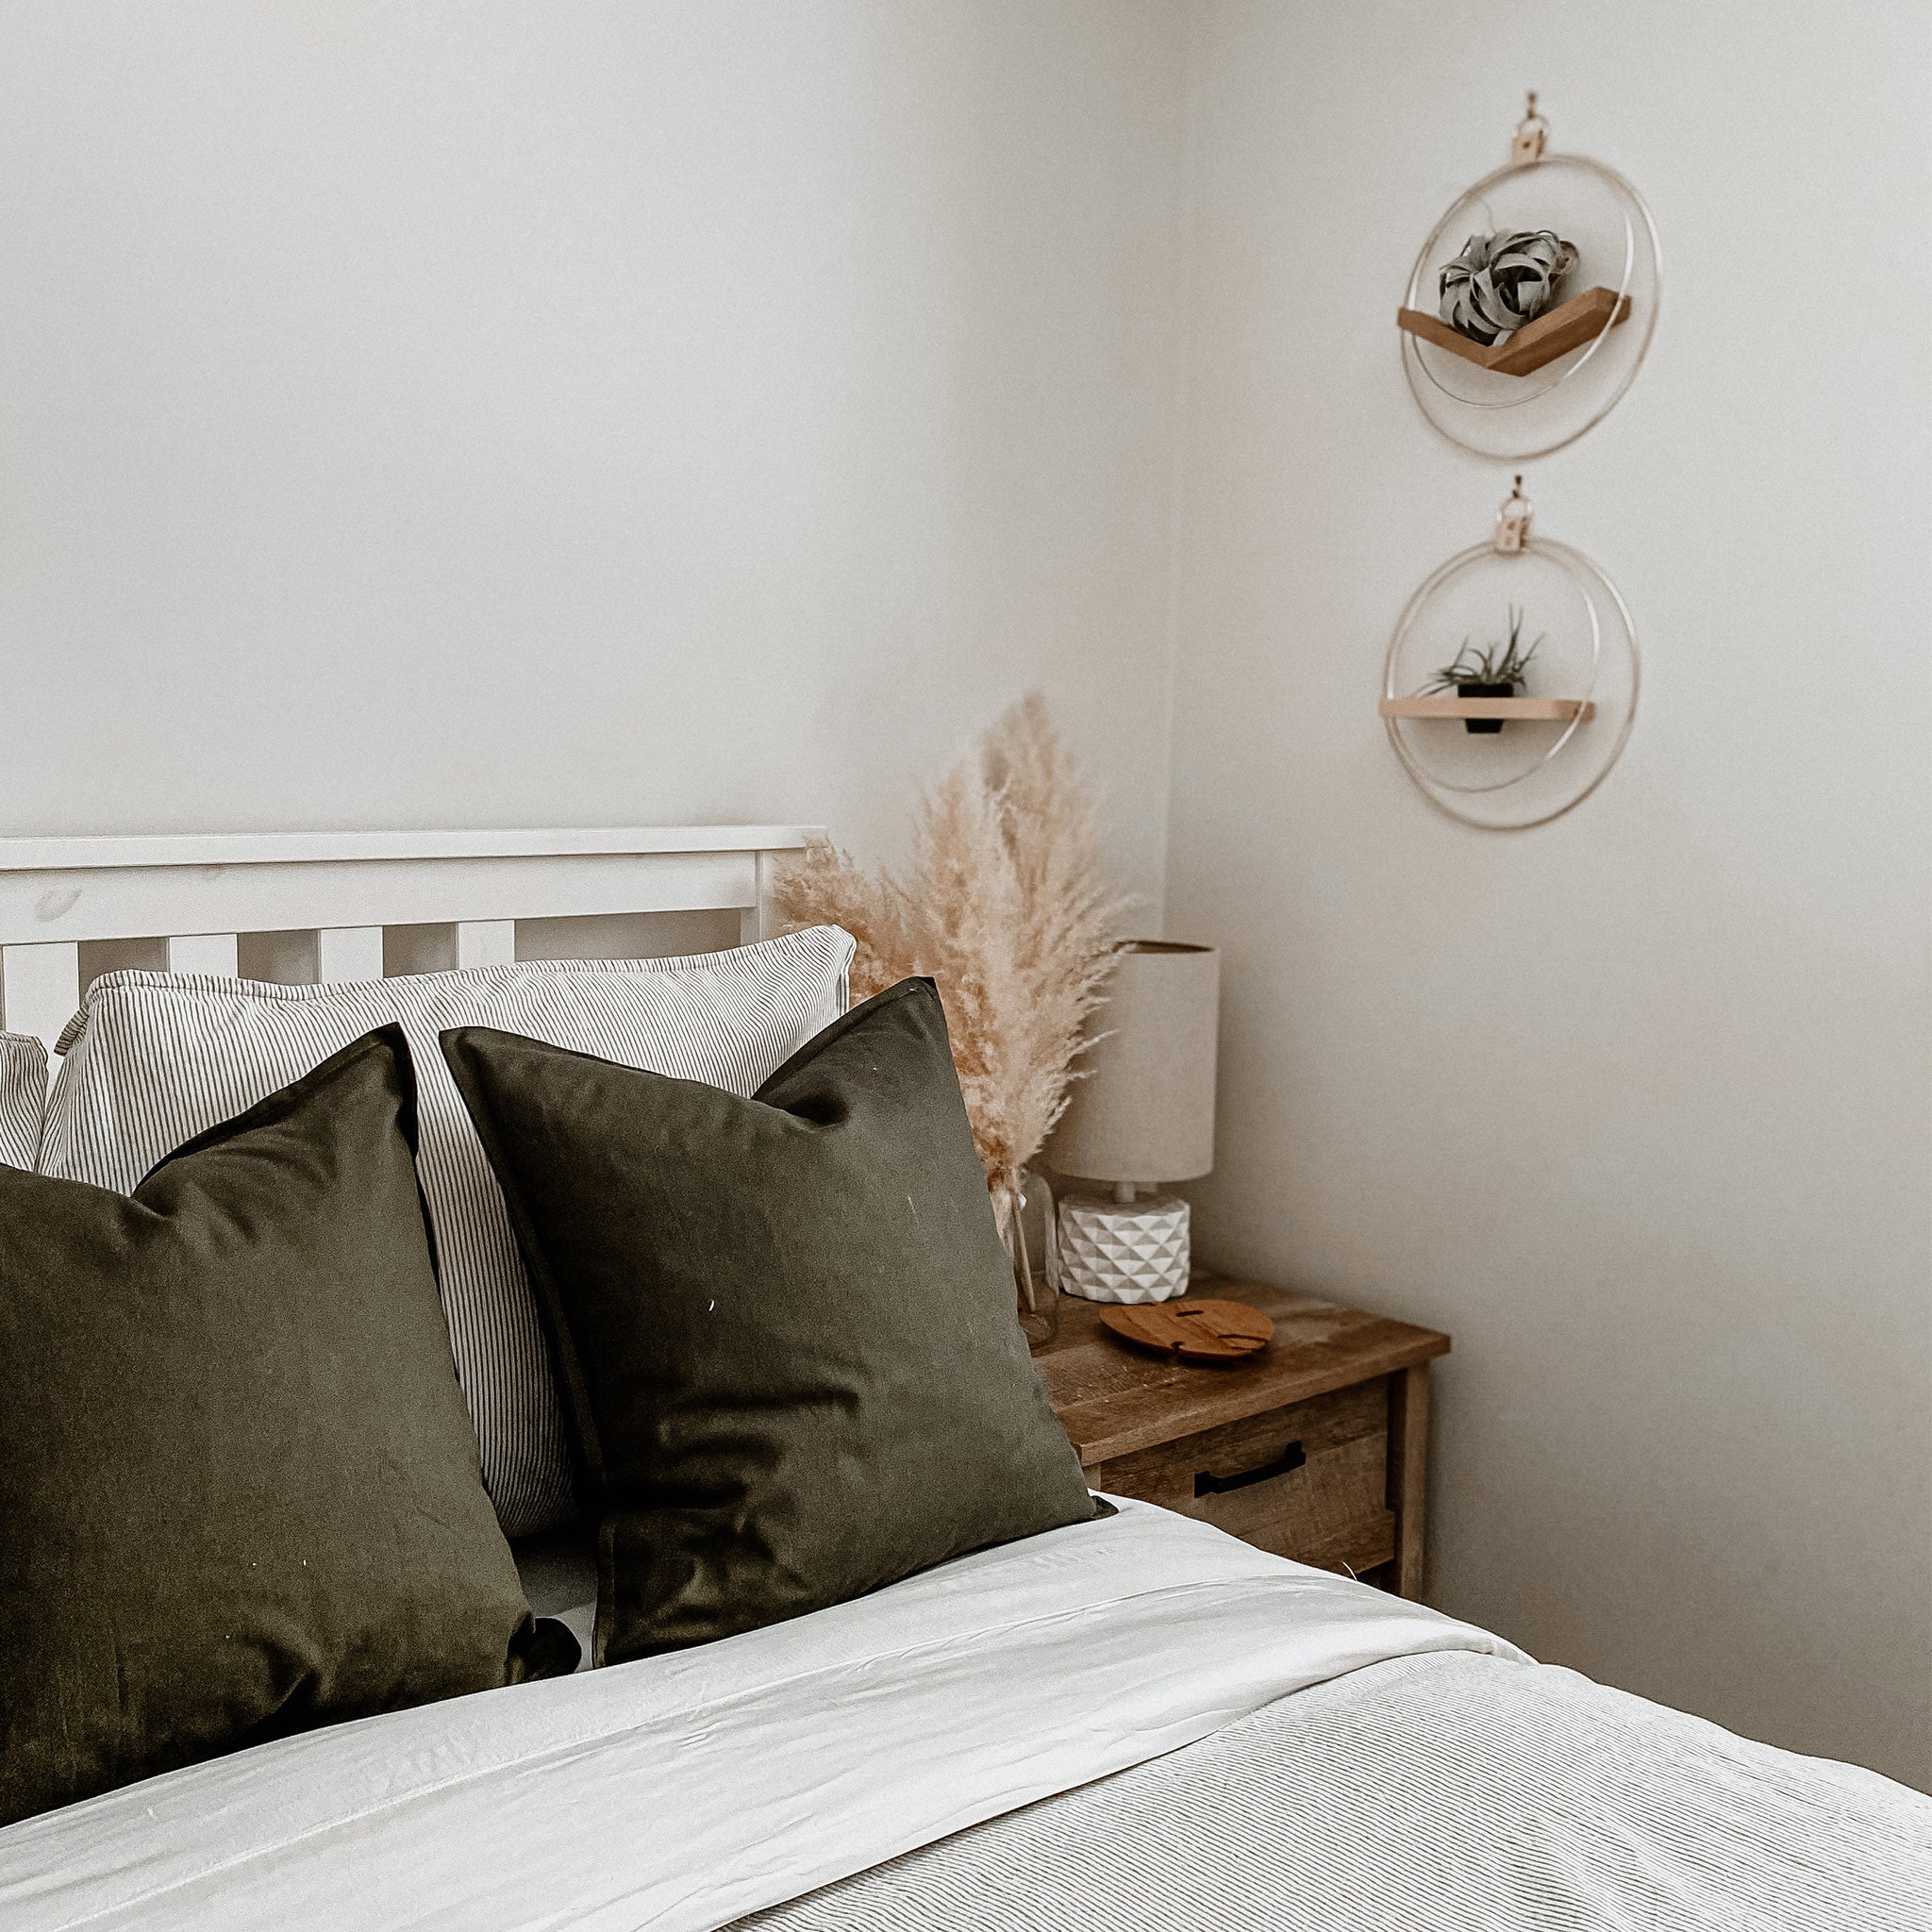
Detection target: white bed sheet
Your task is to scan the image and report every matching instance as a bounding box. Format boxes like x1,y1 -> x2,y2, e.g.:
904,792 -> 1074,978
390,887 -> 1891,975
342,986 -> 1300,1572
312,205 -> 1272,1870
0,1500 -> 1522,1931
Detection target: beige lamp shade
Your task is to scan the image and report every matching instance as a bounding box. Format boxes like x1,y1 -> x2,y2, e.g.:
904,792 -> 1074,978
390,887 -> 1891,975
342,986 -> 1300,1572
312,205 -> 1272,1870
1047,941 -> 1219,1185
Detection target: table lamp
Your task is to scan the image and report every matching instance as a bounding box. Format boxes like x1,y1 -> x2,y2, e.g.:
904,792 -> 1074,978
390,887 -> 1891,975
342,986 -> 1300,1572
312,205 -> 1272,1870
1045,941 -> 1219,1303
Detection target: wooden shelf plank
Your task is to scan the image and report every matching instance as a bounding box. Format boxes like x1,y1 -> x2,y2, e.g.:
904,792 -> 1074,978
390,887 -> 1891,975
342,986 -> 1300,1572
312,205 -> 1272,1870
1396,308 -> 1496,365
1490,287 -> 1631,375
1380,695 -> 1594,722
1396,285 -> 1631,379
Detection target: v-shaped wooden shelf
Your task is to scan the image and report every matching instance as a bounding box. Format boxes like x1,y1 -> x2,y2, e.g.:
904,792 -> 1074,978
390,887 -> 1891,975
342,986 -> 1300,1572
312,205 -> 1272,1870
1396,285 -> 1631,378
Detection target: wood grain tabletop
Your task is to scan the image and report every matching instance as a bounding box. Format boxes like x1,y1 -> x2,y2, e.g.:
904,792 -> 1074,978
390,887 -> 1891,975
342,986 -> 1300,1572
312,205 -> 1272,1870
1035,1280 -> 1449,1469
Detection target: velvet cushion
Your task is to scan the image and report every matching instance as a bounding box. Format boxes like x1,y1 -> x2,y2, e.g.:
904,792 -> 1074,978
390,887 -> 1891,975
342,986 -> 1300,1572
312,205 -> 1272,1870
0,1027 -> 576,1830
442,978 -> 1102,1664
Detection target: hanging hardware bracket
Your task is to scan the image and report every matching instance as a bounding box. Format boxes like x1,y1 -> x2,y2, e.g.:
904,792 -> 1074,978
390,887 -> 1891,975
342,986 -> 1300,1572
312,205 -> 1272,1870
1510,92 -> 1549,166
1493,475 -> 1534,553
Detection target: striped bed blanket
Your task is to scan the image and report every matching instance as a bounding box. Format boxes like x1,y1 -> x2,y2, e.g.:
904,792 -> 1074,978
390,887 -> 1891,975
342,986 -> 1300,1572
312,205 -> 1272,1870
740,1645 -> 1932,1930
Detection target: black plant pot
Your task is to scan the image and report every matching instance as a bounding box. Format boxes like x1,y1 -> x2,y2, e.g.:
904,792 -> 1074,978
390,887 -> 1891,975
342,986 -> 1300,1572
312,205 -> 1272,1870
1457,680 -> 1514,734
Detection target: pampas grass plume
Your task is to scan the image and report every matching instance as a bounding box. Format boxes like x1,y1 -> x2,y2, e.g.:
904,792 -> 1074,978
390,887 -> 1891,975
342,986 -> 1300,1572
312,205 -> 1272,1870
771,693 -> 1124,1222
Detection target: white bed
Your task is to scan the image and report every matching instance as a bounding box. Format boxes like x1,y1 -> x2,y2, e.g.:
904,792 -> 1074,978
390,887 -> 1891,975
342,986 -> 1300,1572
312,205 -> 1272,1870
2,829 -> 1926,1930
5,1502 -> 1925,1930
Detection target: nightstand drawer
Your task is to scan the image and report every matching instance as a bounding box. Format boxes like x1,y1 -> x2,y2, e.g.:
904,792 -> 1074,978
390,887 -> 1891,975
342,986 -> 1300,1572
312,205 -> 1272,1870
1085,1376 -> 1396,1579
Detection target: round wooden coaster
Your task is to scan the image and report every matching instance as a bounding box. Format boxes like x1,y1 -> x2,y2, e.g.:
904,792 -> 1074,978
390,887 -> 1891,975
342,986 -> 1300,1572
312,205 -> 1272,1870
1098,1297 -> 1274,1363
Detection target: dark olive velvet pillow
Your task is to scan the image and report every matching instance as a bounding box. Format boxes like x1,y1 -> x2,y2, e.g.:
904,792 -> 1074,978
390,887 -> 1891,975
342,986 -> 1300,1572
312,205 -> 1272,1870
0,1026 -> 576,1830
442,978 -> 1102,1665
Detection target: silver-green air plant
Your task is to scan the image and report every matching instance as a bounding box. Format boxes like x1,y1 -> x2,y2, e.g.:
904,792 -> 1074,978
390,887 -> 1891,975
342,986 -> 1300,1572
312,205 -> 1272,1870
1439,229 -> 1578,345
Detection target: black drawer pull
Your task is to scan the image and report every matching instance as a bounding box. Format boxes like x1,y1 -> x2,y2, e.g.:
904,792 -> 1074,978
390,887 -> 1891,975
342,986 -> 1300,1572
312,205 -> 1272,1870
1194,1441 -> 1306,1497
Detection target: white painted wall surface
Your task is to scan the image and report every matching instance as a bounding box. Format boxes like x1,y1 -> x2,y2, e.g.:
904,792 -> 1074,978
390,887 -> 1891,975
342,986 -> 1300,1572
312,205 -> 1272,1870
0,2 -> 1186,910
1164,2 -> 1932,1785
5,0 -> 1926,1794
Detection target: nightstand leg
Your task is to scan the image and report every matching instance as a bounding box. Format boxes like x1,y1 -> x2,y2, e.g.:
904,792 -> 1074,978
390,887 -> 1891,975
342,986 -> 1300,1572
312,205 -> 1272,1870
1387,1364 -> 1431,1599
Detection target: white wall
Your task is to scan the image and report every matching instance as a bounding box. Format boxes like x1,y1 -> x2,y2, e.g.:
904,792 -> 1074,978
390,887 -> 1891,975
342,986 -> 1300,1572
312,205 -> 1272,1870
1165,1 -> 1932,1785
8,0 -> 1926,1790
0,1 -> 1187,909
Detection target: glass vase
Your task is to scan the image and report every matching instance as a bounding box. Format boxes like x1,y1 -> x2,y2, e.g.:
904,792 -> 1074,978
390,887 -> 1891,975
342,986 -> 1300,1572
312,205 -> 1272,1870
1005,1166 -> 1059,1349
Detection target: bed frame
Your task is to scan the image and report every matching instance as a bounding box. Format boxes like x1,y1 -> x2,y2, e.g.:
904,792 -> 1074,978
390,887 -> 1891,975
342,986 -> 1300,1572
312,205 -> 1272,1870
0,825 -> 818,1058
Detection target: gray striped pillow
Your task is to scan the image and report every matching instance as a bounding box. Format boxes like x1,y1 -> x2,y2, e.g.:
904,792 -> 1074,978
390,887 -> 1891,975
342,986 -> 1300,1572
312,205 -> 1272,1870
0,1033 -> 47,1172
39,927 -> 854,1536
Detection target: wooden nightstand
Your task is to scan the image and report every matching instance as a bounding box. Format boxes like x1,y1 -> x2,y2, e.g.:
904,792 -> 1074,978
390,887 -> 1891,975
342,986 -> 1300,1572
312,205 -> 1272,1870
1034,1282 -> 1449,1597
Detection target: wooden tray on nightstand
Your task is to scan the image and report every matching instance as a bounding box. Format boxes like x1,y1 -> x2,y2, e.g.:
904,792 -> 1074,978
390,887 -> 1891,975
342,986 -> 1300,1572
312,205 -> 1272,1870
1099,1297 -> 1274,1362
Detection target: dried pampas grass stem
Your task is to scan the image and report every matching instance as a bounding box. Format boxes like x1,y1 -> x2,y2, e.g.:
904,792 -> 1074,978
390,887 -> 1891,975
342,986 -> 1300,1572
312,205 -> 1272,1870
771,693 -> 1125,1224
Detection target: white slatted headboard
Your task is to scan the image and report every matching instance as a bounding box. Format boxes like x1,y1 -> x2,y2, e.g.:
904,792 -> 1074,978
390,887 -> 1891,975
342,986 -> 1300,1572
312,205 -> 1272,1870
0,825 -> 817,1056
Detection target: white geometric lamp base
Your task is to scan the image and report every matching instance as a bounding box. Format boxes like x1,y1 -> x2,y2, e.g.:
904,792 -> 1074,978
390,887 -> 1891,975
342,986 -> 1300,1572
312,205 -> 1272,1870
1056,1192 -> 1191,1304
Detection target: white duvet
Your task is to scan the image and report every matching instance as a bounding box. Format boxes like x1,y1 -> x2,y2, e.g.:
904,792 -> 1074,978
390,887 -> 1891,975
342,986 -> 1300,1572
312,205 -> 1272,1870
0,1501 -> 1522,1931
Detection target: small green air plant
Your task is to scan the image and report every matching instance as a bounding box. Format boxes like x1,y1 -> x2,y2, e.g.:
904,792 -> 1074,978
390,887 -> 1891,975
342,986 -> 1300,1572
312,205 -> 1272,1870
1423,605 -> 1543,693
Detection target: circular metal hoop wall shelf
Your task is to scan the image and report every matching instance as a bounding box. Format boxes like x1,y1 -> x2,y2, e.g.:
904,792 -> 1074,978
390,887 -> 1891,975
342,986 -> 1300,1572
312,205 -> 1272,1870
1398,100 -> 1661,459
1380,482 -> 1639,830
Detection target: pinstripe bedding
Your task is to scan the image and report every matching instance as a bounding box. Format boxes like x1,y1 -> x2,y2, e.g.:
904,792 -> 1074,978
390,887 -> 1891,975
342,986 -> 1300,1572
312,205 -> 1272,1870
739,1648 -> 1932,1931
34,927 -> 854,1537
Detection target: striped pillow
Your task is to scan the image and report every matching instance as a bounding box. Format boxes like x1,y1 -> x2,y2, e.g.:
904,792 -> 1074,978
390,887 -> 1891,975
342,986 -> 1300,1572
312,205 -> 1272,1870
0,1033 -> 47,1173
39,928 -> 854,1536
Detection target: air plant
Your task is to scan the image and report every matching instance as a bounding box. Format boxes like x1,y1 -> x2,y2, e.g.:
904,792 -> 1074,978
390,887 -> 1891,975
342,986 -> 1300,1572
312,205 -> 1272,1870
1424,606 -> 1542,693
1439,229 -> 1578,345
